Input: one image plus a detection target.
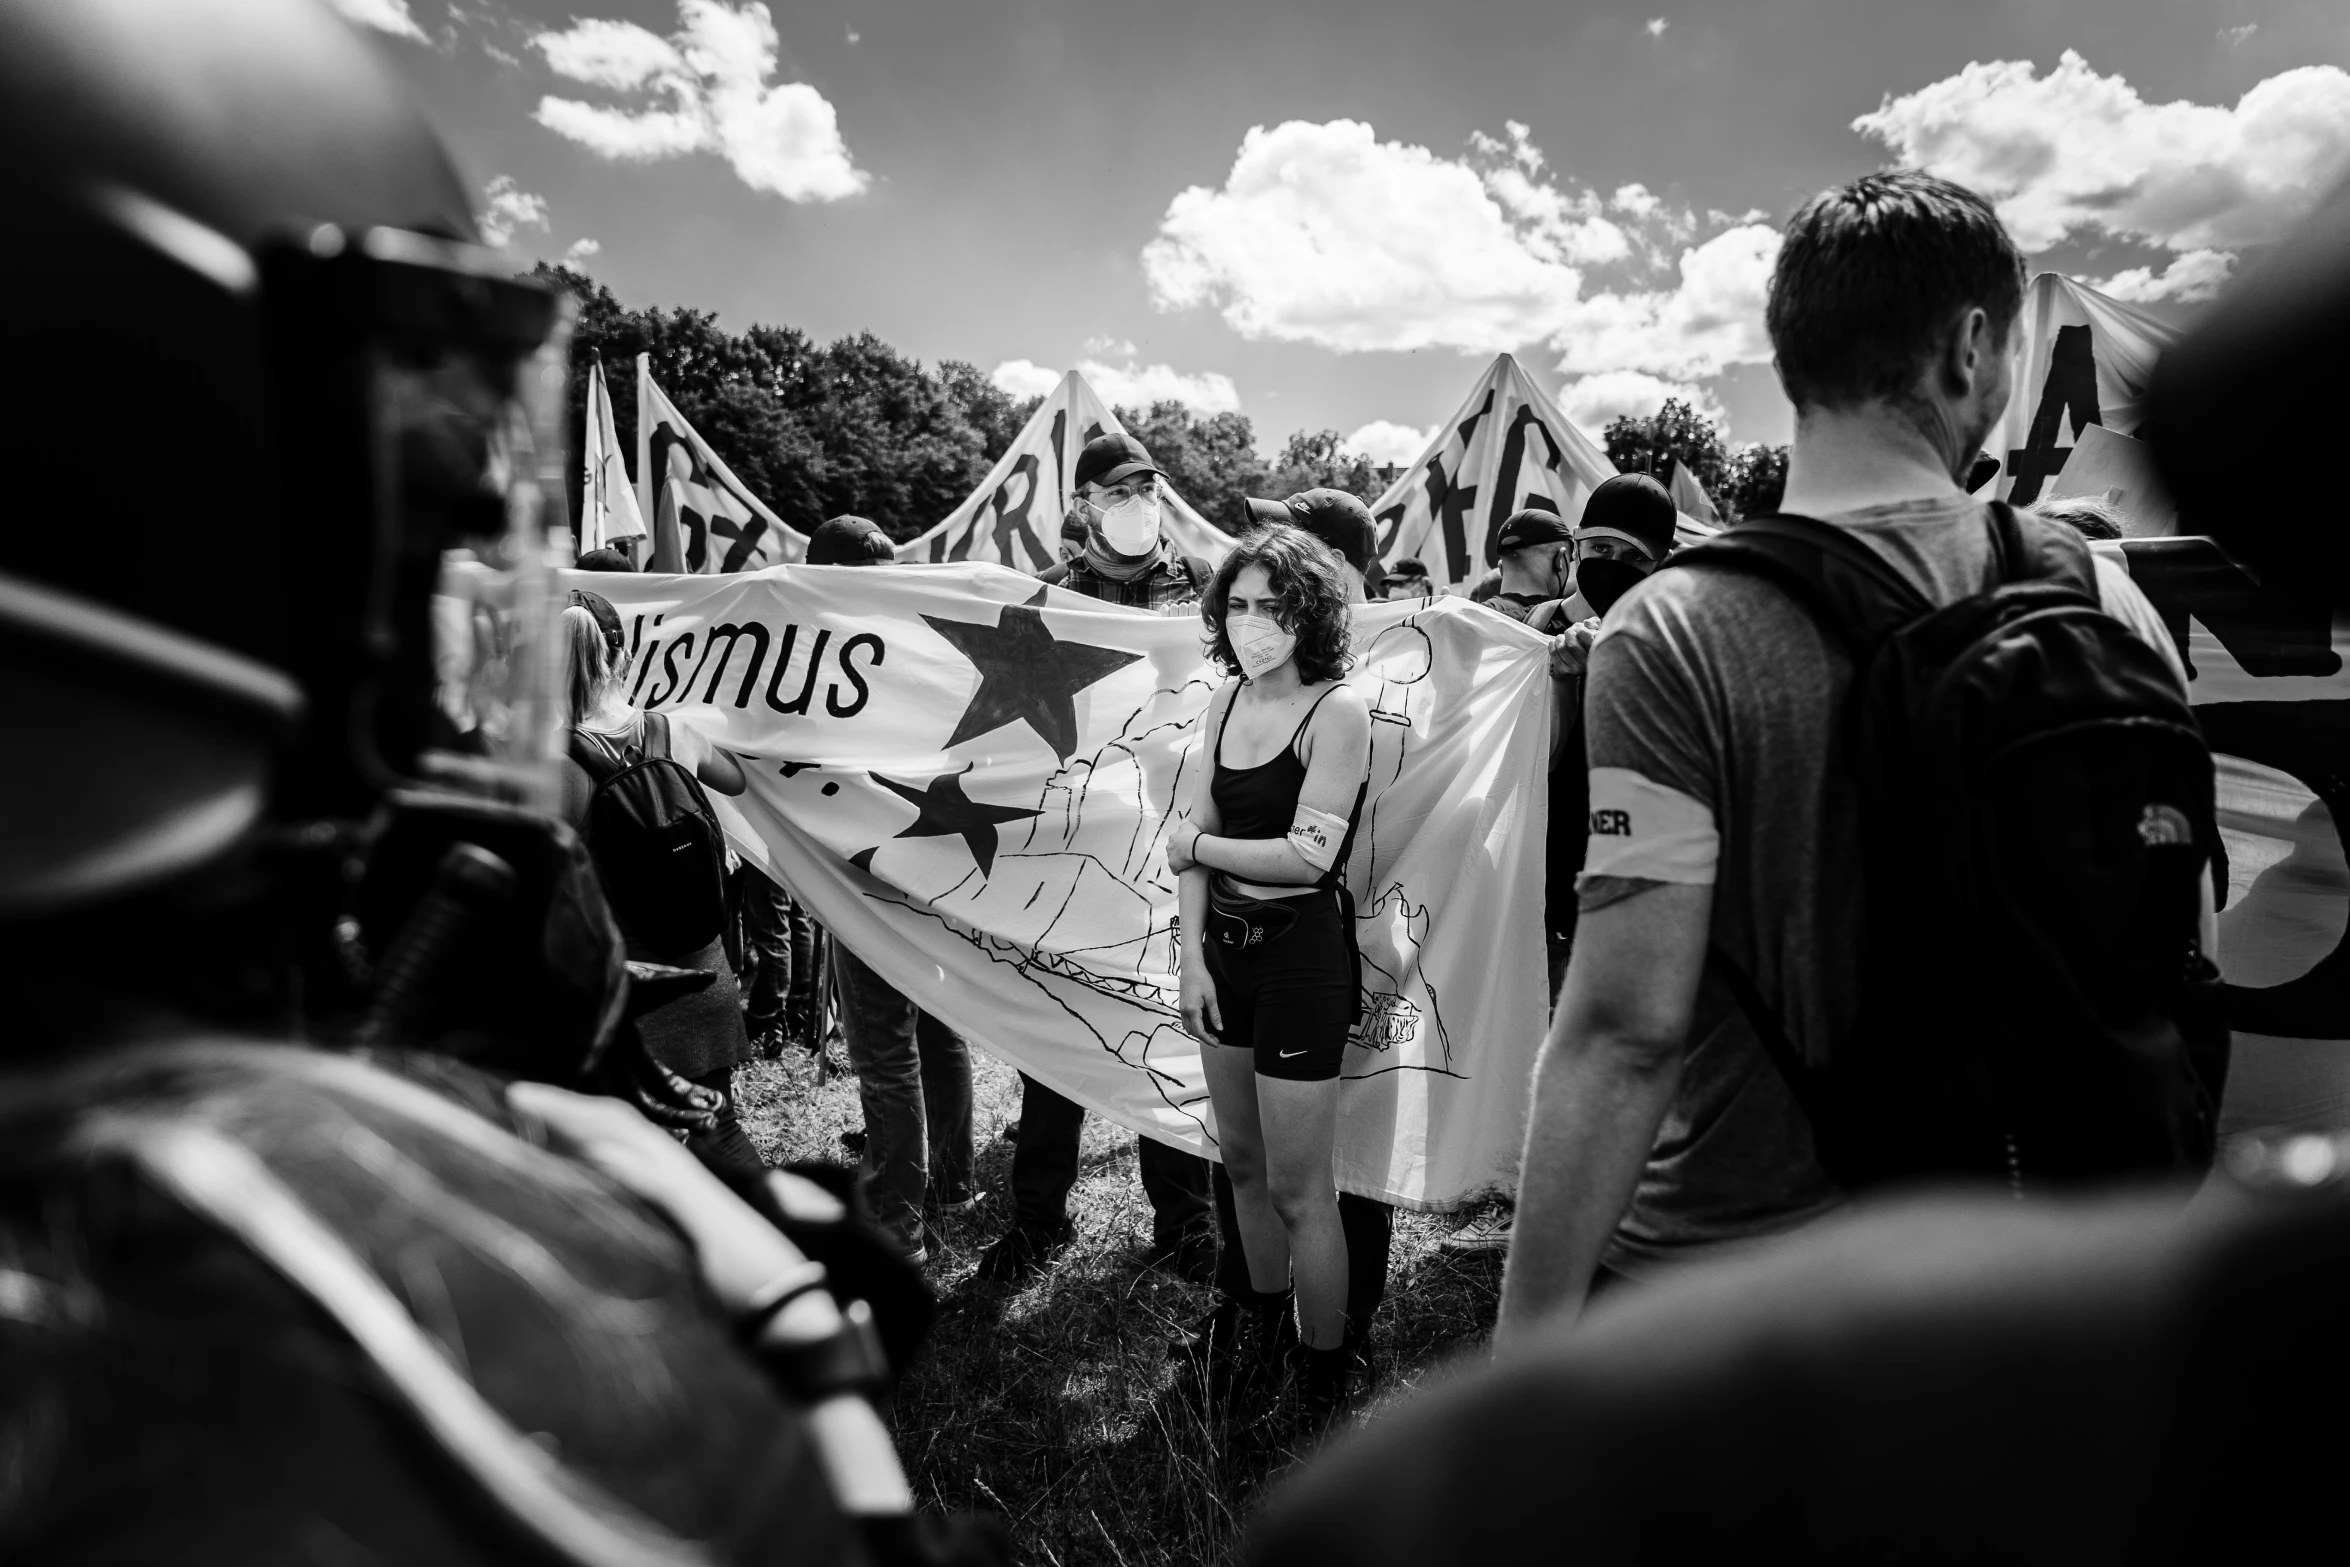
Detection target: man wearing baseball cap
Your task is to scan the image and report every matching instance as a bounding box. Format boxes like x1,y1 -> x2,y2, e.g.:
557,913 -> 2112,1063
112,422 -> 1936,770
982,431 -> 1219,1286
1245,488 -> 1385,600
1486,508 -> 1577,626
1038,431 -> 1214,611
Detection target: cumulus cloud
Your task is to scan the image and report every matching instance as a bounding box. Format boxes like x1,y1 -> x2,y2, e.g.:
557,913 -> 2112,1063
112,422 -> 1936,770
476,175 -> 550,247
1558,369 -> 1725,433
990,358 -> 1241,414
1854,52 -> 2350,253
1084,336 -> 1139,357
532,1 -> 867,201
563,237 -> 604,265
1146,120 -> 1582,353
1344,420 -> 1438,466
1645,17 -> 1668,37
1553,223 -> 1780,382
329,0 -> 428,41
2088,247 -> 2234,303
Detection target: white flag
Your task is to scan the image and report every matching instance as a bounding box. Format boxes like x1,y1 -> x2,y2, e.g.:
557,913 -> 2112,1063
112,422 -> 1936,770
580,360 -> 646,552
1668,458 -> 1721,528
567,566 -> 1552,1209
896,369 -> 1236,572
634,353 -> 807,574
1989,273 -> 2180,506
1366,354 -> 1620,591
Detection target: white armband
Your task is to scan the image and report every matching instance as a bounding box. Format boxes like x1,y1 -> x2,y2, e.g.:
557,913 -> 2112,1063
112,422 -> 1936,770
1578,767 -> 1719,885
1287,804 -> 1349,873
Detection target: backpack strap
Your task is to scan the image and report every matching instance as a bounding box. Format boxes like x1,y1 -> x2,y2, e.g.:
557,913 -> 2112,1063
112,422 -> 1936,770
1666,514 -> 1934,657
1987,500 -> 2099,598
1180,554 -> 1213,597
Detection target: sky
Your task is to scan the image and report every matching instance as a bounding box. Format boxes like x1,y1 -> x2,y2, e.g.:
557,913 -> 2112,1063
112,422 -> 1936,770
347,0 -> 2350,461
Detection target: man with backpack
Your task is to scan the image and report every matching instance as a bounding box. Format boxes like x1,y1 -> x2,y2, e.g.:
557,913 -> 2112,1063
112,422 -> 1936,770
980,433 -> 1221,1284
1497,170 -> 2219,1339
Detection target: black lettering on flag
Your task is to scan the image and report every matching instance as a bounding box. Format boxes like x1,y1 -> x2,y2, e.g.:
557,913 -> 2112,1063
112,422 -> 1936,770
627,614 -> 664,701
828,633 -> 885,718
764,625 -> 832,715
690,622 -> 770,706
1484,404 -> 1565,565
1589,808 -> 1631,836
2118,539 -> 2342,681
1430,389 -> 1494,582
717,516 -> 768,574
645,632 -> 696,707
2007,323 -> 2102,505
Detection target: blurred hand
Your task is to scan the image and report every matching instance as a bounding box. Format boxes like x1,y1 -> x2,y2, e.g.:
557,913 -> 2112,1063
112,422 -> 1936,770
1549,620 -> 1599,681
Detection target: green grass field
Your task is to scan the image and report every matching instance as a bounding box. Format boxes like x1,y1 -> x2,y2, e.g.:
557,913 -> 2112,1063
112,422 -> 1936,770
735,1048 -> 1502,1567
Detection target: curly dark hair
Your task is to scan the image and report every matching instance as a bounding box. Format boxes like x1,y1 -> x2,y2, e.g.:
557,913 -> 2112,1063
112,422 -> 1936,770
1201,523 -> 1352,684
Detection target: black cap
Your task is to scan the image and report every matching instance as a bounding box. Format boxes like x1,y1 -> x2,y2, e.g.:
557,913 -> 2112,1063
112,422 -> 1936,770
567,588 -> 625,652
1575,473 -> 1678,559
574,546 -> 634,573
1493,508 -> 1574,553
806,514 -> 895,566
1072,431 -> 1162,492
1250,488 -> 1381,579
1390,557 -> 1429,579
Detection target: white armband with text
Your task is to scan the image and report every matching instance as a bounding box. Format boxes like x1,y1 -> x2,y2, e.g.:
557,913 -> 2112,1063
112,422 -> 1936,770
1578,767 -> 1719,885
1287,804 -> 1349,873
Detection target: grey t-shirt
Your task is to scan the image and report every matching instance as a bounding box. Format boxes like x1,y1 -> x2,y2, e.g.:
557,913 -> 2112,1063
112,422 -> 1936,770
1579,496 -> 2181,1274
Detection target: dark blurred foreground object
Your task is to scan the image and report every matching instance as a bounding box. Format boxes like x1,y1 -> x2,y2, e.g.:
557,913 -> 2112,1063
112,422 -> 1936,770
0,0 -> 986,1560
1249,1154 -> 2350,1566
2147,169 -> 2350,598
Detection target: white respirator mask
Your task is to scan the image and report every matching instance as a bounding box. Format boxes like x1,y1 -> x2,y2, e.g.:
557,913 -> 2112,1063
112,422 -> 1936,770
1096,492 -> 1162,556
1226,613 -> 1297,680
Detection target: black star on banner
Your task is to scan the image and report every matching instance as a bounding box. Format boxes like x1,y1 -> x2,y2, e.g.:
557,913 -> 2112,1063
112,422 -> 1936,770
923,587 -> 1143,762
870,767 -> 1043,878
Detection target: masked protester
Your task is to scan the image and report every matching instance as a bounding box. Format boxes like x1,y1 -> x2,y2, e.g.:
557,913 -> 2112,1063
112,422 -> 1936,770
1485,510 -> 1575,625
806,517 -> 979,1268
1037,431 -> 1215,610
0,5 -> 993,1562
1384,558 -> 1435,600
979,434 -> 1220,1286
1168,525 -> 1376,1421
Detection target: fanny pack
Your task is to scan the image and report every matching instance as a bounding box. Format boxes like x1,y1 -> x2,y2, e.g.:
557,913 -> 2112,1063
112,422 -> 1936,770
1206,878 -> 1312,950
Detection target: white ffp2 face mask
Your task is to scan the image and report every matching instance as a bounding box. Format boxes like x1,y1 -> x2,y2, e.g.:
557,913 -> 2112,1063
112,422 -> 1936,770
1226,613 -> 1297,680
1097,493 -> 1162,556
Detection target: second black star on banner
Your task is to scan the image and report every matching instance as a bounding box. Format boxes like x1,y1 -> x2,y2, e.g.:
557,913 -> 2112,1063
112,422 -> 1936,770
923,587 -> 1143,763
871,767 -> 1042,877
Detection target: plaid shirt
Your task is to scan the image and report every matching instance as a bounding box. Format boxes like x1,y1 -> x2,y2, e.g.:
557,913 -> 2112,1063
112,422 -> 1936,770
1054,546 -> 1204,614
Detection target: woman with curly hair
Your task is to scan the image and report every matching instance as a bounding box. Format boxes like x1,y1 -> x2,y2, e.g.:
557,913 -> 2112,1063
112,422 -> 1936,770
1166,524 -> 1373,1417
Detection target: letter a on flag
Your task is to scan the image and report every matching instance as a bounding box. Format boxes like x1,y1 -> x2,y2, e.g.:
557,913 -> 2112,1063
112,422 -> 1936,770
1989,273 -> 2179,506
580,359 -> 645,553
634,353 -> 808,573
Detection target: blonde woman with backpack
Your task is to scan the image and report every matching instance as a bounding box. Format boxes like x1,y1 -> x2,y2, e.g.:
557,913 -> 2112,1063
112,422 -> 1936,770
560,589 -> 762,1175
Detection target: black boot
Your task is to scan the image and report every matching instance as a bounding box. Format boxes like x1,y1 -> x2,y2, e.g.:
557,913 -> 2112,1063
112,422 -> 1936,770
1214,1288 -> 1296,1409
1296,1338 -> 1363,1422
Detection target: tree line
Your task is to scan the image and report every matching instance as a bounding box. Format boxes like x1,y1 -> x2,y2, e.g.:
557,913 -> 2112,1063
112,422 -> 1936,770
542,266 -> 1390,544
542,267 -> 1787,542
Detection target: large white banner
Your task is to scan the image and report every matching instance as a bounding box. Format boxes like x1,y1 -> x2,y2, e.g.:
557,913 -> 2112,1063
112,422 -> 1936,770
2105,539 -> 2350,1137
576,566 -> 1553,1209
896,370 -> 1237,572
635,356 -> 807,574
1990,272 -> 2177,506
1367,353 -> 1714,591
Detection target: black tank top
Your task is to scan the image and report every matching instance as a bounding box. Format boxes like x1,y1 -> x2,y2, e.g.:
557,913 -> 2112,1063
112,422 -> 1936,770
1209,685 -> 1366,891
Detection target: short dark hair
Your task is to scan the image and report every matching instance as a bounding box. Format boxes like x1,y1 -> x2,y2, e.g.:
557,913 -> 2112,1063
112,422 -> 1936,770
1201,524 -> 1352,686
806,514 -> 894,566
1767,170 -> 2025,412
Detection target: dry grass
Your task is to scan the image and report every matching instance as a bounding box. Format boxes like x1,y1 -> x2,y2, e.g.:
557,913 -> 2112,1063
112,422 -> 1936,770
734,1048 -> 1501,1567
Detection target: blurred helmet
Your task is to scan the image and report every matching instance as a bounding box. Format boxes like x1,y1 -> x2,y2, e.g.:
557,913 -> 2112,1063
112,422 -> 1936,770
0,0 -> 574,917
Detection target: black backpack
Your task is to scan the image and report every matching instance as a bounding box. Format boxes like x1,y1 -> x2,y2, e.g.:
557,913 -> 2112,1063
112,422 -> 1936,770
1670,504 -> 2230,1192
568,711 -> 728,956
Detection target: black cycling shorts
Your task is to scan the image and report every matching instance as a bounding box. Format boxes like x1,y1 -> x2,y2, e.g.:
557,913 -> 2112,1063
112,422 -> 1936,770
1202,887 -> 1355,1083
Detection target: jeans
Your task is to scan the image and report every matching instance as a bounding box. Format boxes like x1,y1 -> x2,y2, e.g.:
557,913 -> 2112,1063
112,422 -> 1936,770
835,944 -> 974,1254
730,867 -> 822,1038
1011,1073 -> 1213,1242
1212,1164 -> 1393,1341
